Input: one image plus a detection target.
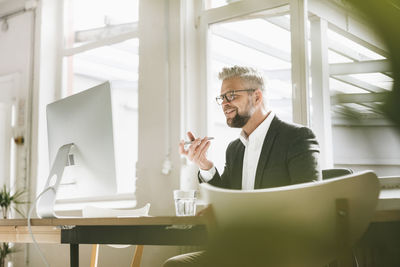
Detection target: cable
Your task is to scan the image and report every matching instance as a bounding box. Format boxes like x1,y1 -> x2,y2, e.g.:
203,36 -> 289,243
27,187 -> 54,267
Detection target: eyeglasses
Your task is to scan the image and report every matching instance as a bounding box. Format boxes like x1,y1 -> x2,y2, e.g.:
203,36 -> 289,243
215,89 -> 256,105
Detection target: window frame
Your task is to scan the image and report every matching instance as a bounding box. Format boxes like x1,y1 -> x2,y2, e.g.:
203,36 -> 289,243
37,0 -> 140,210
193,0 -> 391,170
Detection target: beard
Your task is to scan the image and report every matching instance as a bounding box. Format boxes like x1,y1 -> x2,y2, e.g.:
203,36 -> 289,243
225,99 -> 254,128
227,109 -> 251,128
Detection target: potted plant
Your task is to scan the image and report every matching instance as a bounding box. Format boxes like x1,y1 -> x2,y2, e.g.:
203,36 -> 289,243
0,185 -> 28,267
0,185 -> 27,219
0,243 -> 12,267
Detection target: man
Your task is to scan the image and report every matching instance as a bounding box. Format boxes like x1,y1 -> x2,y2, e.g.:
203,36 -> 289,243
164,66 -> 321,267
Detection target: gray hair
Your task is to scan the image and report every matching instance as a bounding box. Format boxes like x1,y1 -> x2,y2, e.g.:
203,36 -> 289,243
218,66 -> 265,91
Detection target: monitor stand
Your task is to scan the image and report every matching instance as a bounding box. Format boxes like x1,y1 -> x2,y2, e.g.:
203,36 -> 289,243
36,143 -> 74,218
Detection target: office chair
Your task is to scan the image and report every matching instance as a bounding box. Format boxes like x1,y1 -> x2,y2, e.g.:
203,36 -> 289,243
322,168 -> 353,180
200,171 -> 379,267
321,168 -> 355,266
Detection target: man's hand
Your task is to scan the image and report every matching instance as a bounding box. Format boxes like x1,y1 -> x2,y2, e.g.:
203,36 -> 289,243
179,131 -> 213,170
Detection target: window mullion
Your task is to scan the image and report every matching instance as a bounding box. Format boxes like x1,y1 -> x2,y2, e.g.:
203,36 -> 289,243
290,0 -> 310,126
63,31 -> 138,57
310,16 -> 333,168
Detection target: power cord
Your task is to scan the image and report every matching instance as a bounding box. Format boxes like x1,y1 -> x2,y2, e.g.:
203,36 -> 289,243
27,187 -> 54,267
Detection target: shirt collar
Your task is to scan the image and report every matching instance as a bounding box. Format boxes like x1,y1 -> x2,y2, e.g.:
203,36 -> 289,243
239,111 -> 275,147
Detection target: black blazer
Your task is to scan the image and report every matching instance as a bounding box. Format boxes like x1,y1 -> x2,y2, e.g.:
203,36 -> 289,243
205,116 -> 321,189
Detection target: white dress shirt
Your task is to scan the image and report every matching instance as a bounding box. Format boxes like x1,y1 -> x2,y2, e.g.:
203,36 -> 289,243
200,111 -> 275,190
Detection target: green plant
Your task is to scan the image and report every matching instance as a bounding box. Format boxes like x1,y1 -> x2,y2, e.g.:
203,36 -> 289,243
0,185 -> 28,267
0,243 -> 15,267
0,185 -> 27,219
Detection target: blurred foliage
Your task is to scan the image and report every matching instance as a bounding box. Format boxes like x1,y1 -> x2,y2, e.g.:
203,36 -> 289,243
346,0 -> 400,129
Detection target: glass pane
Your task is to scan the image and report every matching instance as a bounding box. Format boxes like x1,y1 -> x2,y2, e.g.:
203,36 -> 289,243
210,35 -> 291,69
208,6 -> 292,171
64,0 -> 139,48
328,29 -> 385,60
330,78 -> 369,94
328,50 -> 353,64
62,38 -> 139,95
350,73 -> 393,91
205,0 -> 242,9
327,27 -> 390,119
220,19 -> 291,53
61,38 -> 138,196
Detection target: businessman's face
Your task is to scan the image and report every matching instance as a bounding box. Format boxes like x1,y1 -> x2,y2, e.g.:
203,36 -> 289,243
220,77 -> 255,128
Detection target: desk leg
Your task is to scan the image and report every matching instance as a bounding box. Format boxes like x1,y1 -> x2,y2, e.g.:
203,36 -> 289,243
70,244 -> 79,267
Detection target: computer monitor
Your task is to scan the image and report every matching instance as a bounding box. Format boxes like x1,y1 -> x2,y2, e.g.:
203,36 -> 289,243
36,82 -> 118,218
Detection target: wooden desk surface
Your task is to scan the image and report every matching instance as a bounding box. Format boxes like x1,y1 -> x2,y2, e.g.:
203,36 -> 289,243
0,210 -> 399,245
0,216 -> 207,227
0,216 -> 209,245
0,208 -> 397,226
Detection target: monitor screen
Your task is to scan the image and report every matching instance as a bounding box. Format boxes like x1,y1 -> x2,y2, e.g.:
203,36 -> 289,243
37,82 -> 124,217
47,82 -> 117,198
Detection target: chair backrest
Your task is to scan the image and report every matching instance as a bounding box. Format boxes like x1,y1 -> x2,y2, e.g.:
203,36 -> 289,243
322,168 -> 353,180
200,171 -> 379,267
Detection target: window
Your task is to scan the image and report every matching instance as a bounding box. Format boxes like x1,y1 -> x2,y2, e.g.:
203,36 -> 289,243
205,4 -> 293,171
306,1 -> 397,175
56,0 -> 139,204
197,0 -> 396,174
327,28 -> 392,121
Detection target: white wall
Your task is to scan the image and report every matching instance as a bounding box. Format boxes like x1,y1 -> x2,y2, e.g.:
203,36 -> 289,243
135,0 -> 185,266
332,124 -> 400,176
0,7 -> 35,266
0,9 -> 34,187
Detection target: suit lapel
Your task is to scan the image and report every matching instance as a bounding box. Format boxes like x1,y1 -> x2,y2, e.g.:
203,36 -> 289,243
254,117 -> 280,189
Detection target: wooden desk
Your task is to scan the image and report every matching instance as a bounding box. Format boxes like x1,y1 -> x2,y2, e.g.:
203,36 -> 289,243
0,210 -> 399,267
0,217 -> 208,267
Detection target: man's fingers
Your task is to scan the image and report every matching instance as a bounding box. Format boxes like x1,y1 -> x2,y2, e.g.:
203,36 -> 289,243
187,138 -> 201,160
187,131 -> 195,141
193,139 -> 211,162
196,138 -> 209,155
181,135 -> 212,167
199,141 -> 211,160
